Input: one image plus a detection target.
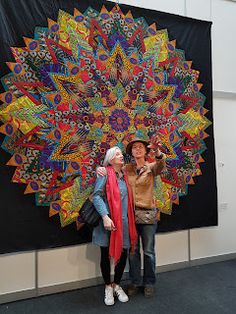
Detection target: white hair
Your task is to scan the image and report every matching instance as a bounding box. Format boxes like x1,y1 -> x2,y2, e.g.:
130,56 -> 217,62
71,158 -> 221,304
103,146 -> 122,166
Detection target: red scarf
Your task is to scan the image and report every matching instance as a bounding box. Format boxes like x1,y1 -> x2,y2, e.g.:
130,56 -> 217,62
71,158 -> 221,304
106,166 -> 137,264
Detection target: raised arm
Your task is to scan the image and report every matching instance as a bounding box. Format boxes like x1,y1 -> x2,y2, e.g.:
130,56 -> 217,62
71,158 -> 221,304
148,134 -> 166,176
149,155 -> 166,176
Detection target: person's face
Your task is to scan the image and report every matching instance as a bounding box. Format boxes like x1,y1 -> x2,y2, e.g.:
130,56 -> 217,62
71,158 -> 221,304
131,142 -> 147,159
110,149 -> 124,166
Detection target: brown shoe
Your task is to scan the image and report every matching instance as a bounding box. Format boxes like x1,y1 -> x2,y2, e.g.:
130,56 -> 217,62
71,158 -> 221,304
127,285 -> 139,296
144,286 -> 155,298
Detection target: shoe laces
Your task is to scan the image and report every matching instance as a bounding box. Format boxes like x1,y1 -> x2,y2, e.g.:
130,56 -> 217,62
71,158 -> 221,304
105,286 -> 113,298
114,285 -> 125,297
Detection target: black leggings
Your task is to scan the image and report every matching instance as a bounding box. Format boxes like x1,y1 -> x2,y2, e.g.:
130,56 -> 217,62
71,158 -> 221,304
100,246 -> 128,285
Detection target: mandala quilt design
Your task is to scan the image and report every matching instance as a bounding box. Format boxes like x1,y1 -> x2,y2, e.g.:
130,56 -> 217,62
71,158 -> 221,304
0,5 -> 211,227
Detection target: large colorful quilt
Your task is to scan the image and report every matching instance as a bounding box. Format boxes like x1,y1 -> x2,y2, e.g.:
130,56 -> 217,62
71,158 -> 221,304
0,0 -> 217,254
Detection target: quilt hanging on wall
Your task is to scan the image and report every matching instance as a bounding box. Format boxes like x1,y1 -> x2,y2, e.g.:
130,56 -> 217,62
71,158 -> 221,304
0,0 -> 217,254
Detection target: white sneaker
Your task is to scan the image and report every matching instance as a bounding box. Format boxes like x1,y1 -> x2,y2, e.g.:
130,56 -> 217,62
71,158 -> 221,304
104,285 -> 115,306
114,285 -> 129,302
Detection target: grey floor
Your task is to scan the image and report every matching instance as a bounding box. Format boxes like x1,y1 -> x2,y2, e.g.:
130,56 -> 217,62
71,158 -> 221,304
1,259 -> 236,314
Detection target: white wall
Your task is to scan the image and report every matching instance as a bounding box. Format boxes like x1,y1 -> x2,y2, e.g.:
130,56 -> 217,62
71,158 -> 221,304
186,0 -> 211,20
211,0 -> 236,93
38,244 -> 101,288
0,252 -> 35,294
186,0 -> 236,259
1,0 -> 236,301
190,95 -> 236,259
120,0 -> 185,15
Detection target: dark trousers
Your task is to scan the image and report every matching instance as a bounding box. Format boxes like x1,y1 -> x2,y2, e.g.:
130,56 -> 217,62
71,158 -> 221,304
100,246 -> 128,285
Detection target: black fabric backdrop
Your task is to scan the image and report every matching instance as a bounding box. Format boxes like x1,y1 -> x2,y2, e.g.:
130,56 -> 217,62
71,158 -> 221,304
0,0 -> 217,254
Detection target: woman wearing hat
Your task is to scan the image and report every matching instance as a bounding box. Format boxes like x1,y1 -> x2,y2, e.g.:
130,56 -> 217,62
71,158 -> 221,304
97,135 -> 165,298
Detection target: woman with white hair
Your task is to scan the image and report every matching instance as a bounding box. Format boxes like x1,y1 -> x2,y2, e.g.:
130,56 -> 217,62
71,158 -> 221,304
92,146 -> 137,306
96,135 -> 166,298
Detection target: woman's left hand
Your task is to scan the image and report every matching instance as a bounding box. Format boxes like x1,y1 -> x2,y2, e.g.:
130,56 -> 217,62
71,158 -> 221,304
102,215 -> 116,231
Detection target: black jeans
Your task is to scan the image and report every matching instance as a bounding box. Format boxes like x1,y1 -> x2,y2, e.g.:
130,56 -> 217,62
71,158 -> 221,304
100,246 -> 127,285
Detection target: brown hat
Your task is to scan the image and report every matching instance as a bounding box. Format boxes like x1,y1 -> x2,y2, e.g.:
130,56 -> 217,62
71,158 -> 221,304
126,137 -> 150,155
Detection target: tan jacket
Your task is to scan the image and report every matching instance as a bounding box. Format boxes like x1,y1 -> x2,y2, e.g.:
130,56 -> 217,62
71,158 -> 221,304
124,158 -> 165,209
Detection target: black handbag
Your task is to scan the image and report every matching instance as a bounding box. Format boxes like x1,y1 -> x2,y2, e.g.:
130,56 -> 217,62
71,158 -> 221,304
79,197 -> 101,227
